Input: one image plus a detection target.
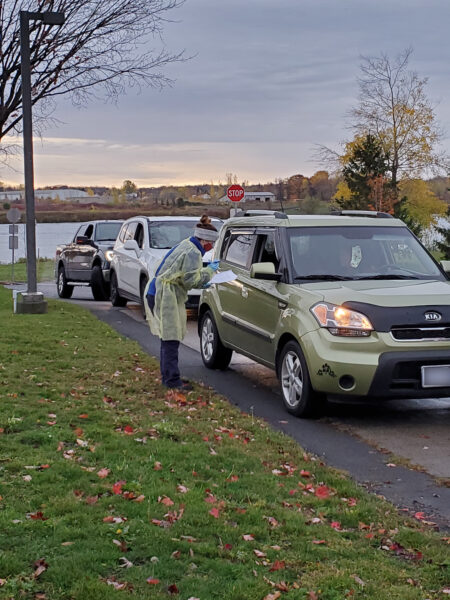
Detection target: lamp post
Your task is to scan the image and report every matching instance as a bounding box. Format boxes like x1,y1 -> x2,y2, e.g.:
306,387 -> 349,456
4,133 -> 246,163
18,10 -> 65,314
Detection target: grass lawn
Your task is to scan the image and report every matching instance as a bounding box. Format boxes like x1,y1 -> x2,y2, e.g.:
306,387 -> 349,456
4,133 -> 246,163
0,285 -> 449,599
0,259 -> 54,284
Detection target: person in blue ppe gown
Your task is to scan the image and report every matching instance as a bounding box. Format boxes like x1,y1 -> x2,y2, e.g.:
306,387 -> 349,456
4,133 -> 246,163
145,215 -> 220,391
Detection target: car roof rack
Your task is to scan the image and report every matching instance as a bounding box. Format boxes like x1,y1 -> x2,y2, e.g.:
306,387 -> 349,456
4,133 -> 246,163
330,210 -> 394,219
234,209 -> 288,219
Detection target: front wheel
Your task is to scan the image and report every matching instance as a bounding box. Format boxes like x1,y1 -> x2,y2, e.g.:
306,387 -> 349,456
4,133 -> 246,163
278,340 -> 326,418
110,271 -> 127,307
140,276 -> 149,319
57,266 -> 73,299
200,310 -> 232,370
91,265 -> 109,301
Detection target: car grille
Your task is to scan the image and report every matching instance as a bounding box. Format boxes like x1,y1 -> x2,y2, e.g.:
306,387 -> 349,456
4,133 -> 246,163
391,325 -> 450,341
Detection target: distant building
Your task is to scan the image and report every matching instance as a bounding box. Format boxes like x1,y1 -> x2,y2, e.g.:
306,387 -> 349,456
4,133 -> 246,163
35,188 -> 89,201
0,190 -> 22,201
218,191 -> 276,204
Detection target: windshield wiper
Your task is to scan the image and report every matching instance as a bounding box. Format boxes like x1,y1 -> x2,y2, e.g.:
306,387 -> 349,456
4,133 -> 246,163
294,274 -> 354,281
355,274 -> 420,280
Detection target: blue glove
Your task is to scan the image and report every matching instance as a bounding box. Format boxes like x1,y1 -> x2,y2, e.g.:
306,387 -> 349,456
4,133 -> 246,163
208,259 -> 220,271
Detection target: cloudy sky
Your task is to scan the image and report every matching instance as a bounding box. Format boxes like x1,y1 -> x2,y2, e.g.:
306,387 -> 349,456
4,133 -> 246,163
3,0 -> 450,187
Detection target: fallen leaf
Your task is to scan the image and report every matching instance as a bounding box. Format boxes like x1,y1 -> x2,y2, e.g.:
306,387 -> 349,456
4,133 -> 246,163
253,549 -> 266,558
269,560 -> 285,571
263,592 -> 281,600
33,558 -> 48,578
315,485 -> 330,499
159,496 -> 174,506
123,425 -> 134,434
177,485 -> 189,493
97,468 -> 110,479
27,512 -> 48,521
168,583 -> 179,594
146,578 -> 160,585
209,507 -> 220,519
154,461 -> 163,470
118,557 -> 133,568
243,534 -> 255,541
78,414 -> 88,419
112,481 -> 125,495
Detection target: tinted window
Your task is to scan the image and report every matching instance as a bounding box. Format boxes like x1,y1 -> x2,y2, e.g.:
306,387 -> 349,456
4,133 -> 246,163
287,226 -> 445,281
253,231 -> 280,270
224,233 -> 255,268
147,219 -> 222,249
95,222 -> 123,242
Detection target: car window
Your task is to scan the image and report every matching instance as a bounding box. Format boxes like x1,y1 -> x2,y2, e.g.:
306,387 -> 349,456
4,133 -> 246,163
135,223 -> 144,248
253,231 -> 280,271
287,226 -> 445,281
74,224 -> 88,241
223,232 -> 255,268
96,222 -> 123,242
84,224 -> 94,239
124,222 -> 137,242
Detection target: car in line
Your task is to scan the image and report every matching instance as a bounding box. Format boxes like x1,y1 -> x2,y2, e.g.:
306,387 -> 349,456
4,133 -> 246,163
198,210 -> 450,417
55,220 -> 123,300
109,216 -> 223,313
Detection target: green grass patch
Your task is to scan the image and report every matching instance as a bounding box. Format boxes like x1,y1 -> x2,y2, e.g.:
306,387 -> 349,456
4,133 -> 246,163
0,258 -> 54,284
0,285 -> 449,599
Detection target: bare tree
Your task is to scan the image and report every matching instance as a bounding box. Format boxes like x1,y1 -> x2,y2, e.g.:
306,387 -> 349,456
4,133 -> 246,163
350,48 -> 448,188
0,0 -> 185,146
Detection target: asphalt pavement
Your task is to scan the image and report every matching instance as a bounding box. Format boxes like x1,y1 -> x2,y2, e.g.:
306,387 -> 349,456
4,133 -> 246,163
23,282 -> 450,530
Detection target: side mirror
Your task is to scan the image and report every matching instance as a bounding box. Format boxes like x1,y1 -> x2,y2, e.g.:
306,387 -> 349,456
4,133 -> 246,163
440,260 -> 450,274
250,262 -> 282,281
76,235 -> 90,245
124,239 -> 140,254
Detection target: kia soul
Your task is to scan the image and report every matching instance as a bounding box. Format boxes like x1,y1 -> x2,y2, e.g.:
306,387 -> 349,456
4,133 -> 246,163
198,211 -> 450,417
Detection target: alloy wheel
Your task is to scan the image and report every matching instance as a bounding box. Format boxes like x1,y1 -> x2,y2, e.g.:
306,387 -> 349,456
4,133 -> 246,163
281,351 -> 303,408
201,316 -> 215,361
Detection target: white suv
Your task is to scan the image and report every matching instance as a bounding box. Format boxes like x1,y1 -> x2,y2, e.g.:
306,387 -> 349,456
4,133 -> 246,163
109,216 -> 222,311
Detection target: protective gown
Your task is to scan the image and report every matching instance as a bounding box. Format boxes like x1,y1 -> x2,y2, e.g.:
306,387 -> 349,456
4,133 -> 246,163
145,238 -> 214,341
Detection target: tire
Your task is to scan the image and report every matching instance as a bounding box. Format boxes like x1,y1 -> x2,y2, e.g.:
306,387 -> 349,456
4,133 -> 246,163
200,310 -> 232,370
91,265 -> 109,301
278,340 -> 326,418
57,266 -> 74,299
110,271 -> 127,307
140,276 -> 149,319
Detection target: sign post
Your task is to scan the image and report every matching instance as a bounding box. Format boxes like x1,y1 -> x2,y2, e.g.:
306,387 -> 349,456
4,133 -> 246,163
6,208 -> 21,286
227,185 -> 245,217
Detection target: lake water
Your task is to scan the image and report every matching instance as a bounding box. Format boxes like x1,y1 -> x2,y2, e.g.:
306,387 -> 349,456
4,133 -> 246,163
0,223 -> 80,263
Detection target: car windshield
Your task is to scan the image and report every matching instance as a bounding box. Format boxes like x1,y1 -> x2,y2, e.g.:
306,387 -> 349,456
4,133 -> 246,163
287,226 -> 446,282
95,223 -> 123,242
148,220 -> 222,249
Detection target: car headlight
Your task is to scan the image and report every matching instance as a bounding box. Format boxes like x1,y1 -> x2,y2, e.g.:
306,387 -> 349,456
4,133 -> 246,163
105,250 -> 114,262
310,302 -> 373,337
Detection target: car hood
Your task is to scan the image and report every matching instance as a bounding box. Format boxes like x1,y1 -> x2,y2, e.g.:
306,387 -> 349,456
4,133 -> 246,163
300,279 -> 450,308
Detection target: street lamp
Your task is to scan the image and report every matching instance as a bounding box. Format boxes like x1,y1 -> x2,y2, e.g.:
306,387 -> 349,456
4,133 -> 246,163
18,10 -> 65,314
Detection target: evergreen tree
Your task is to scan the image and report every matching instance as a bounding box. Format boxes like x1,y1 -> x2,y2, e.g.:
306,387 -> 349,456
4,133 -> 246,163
436,208 -> 450,259
337,134 -> 392,210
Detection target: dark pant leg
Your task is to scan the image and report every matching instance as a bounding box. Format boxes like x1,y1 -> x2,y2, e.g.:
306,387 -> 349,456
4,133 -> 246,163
160,340 -> 182,388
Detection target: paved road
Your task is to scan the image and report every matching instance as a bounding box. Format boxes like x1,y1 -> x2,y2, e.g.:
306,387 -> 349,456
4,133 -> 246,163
31,282 -> 450,529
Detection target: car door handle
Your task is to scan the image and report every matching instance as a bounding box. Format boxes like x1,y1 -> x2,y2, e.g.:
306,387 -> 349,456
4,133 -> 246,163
241,286 -> 248,299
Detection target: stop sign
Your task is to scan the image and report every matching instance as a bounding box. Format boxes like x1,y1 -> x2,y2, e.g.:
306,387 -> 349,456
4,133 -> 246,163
227,184 -> 245,202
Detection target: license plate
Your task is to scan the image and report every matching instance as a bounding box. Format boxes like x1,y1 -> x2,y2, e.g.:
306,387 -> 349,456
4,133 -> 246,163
421,365 -> 450,388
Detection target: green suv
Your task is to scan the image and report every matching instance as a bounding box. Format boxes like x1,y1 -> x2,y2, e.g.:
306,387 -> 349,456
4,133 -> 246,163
198,210 -> 450,417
